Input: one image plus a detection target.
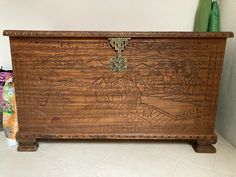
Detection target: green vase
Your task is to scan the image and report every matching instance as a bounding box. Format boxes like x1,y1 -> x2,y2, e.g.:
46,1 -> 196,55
194,0 -> 212,32
208,0 -> 220,32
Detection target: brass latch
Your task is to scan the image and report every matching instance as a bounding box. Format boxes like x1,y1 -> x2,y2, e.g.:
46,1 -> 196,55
108,38 -> 130,72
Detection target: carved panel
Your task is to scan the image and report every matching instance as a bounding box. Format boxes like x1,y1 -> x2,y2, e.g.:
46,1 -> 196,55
10,37 -> 226,138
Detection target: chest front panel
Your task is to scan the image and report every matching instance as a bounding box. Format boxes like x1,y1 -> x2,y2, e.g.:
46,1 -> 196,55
11,37 -> 225,137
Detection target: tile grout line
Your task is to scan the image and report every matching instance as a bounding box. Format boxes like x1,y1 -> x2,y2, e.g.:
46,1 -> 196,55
93,153 -> 113,170
170,156 -> 179,177
212,143 -> 220,172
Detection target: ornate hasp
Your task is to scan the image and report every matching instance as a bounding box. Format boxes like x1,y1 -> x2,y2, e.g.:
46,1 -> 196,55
109,38 -> 130,72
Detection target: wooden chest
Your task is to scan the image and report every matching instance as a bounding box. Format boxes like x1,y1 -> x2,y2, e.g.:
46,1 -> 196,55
3,30 -> 233,152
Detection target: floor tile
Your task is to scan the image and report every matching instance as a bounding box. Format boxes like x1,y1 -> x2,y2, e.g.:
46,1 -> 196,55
94,145 -> 177,177
0,131 -> 236,177
39,141 -> 121,172
0,150 -> 64,177
172,160 -> 212,177
213,142 -> 236,176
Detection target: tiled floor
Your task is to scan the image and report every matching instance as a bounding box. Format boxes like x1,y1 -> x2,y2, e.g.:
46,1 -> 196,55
0,132 -> 236,177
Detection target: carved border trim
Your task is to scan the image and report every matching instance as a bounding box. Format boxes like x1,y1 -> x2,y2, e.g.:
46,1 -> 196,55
3,30 -> 234,38
17,132 -> 216,141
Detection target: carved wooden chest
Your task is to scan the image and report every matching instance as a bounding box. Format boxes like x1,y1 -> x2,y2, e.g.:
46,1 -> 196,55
3,30 -> 233,152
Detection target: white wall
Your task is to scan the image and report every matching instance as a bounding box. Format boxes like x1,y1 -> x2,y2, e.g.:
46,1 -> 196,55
0,0 -> 199,69
1,0 -> 236,146
216,0 -> 236,146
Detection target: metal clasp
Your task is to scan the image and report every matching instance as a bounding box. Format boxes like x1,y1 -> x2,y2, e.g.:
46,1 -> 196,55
108,38 -> 130,72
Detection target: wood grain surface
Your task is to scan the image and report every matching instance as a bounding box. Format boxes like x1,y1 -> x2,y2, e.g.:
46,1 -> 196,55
4,31 -> 233,152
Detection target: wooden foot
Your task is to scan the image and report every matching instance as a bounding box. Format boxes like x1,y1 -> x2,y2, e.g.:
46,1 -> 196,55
17,139 -> 39,152
192,137 -> 217,153
193,143 -> 216,153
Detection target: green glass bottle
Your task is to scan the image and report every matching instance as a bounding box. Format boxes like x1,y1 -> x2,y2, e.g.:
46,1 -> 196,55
194,0 -> 212,32
208,0 -> 220,32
